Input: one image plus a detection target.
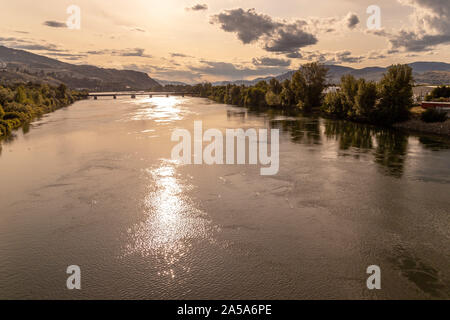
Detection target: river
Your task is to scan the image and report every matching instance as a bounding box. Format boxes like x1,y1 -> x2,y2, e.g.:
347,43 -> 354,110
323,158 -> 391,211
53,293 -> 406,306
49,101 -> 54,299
0,96 -> 449,299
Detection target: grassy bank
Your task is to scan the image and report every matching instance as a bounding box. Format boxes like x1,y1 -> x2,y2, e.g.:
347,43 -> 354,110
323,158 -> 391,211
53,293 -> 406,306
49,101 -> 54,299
0,83 -> 86,139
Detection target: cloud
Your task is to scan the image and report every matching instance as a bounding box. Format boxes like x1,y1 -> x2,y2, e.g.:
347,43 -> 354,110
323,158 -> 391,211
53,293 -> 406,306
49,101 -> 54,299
85,48 -> 152,58
43,21 -> 67,28
211,8 -> 364,56
298,50 -> 364,65
252,57 -> 291,67
186,4 -> 208,11
263,22 -> 318,53
123,64 -> 203,83
13,44 -> 63,52
0,37 -> 66,53
211,8 -> 281,44
345,13 -> 360,29
130,27 -> 146,32
170,53 -> 191,58
373,0 -> 450,52
334,51 -> 364,63
44,52 -> 87,60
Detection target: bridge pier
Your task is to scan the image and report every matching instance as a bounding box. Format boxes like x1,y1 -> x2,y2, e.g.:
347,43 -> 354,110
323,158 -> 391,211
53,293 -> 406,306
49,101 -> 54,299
149,94 -> 152,98
131,94 -> 136,99
94,96 -> 97,100
166,94 -> 169,97
113,95 -> 117,99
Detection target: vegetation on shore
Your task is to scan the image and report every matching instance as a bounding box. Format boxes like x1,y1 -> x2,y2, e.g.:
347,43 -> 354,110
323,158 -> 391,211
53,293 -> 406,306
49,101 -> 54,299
0,83 -> 86,139
188,62 -> 421,127
425,85 -> 450,102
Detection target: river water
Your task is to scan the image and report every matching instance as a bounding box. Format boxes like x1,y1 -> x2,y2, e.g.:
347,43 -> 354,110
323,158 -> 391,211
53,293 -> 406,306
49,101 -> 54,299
0,96 -> 449,299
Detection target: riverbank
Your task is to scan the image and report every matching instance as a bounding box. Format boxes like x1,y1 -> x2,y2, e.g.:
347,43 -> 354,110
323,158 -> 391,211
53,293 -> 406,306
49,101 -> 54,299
0,83 -> 86,140
393,118 -> 450,137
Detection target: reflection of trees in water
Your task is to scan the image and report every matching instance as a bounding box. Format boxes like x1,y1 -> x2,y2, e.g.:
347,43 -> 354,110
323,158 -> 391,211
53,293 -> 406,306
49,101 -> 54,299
0,125 -> 30,157
226,107 -> 449,178
323,120 -> 409,177
274,116 -> 409,178
273,118 -> 322,145
373,129 -> 408,178
418,136 -> 450,151
324,120 -> 374,151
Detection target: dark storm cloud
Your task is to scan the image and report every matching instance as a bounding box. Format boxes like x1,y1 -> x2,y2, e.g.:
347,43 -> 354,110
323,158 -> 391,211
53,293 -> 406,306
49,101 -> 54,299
43,21 -> 67,28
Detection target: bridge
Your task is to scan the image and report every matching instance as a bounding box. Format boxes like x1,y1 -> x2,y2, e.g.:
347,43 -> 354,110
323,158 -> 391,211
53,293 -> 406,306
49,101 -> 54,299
86,92 -> 197,100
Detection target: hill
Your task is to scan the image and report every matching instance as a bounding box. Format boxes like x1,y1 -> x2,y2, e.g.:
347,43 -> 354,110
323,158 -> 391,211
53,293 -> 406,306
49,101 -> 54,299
0,46 -> 160,91
215,62 -> 450,86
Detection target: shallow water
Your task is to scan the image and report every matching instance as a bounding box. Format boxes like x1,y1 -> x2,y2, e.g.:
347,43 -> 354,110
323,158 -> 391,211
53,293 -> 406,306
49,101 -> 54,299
0,96 -> 449,299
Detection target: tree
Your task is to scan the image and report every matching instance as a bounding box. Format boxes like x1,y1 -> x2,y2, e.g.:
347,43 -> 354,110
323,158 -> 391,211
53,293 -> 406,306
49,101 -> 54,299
269,78 -> 282,95
354,80 -> 377,120
321,91 -> 344,116
265,91 -> 281,107
14,86 -> 27,104
229,86 -> 242,105
290,62 -> 328,111
0,104 -> 4,119
377,64 -> 413,124
244,87 -> 267,107
340,75 -> 359,117
56,83 -> 68,99
280,79 -> 295,107
426,85 -> 450,100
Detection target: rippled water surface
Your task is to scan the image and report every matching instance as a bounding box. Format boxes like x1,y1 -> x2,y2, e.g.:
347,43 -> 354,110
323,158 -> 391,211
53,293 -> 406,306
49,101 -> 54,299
0,96 -> 449,299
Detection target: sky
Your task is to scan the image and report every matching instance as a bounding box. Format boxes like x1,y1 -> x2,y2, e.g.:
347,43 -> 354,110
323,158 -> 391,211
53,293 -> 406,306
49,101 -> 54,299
0,0 -> 449,83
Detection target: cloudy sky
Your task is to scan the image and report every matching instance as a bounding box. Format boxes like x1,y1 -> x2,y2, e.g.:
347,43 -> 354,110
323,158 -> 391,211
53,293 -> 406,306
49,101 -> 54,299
0,0 -> 449,83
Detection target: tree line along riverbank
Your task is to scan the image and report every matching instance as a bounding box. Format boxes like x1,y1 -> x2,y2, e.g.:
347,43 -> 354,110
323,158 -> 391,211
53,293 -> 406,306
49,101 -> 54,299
0,83 -> 86,139
189,63 -> 449,137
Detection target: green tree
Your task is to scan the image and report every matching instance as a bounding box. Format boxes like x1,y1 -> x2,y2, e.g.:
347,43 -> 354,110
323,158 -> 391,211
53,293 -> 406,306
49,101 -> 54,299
280,79 -> 295,107
340,75 -> 359,117
376,64 -> 413,124
321,91 -> 344,116
354,80 -> 377,120
269,78 -> 282,95
244,87 -> 267,107
14,86 -> 27,104
0,104 -> 4,119
265,91 -> 281,107
290,62 -> 328,111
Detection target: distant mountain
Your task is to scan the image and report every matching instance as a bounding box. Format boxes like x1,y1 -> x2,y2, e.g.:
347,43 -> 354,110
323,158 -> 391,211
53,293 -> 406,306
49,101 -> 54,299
218,62 -> 450,86
155,79 -> 188,86
0,46 -> 160,91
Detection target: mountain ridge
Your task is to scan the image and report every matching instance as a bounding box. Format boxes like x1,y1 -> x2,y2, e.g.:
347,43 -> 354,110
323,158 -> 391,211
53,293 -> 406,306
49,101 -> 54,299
213,62 -> 450,86
0,46 -> 160,91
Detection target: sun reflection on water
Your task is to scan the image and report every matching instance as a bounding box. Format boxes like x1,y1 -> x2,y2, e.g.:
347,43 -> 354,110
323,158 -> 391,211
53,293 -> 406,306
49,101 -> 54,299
125,160 -> 212,278
130,97 -> 190,123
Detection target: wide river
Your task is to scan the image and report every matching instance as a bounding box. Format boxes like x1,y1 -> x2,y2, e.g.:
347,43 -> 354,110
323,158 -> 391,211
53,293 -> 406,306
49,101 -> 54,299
0,96 -> 449,299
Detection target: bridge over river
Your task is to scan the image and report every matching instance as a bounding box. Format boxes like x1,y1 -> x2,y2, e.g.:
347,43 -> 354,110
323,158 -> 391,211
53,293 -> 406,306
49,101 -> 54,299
86,92 -> 197,99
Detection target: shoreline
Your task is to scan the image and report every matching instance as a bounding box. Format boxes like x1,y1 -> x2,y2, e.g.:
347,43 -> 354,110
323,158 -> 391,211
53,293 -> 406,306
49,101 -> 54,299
393,118 -> 450,137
